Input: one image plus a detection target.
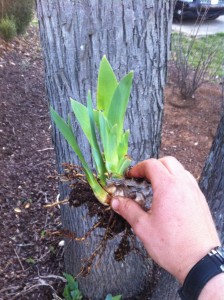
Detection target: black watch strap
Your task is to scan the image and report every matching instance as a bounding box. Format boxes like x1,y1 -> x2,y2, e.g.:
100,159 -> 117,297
178,248 -> 224,300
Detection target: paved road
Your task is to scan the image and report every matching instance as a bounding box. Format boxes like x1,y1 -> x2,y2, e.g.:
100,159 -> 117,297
172,15 -> 224,36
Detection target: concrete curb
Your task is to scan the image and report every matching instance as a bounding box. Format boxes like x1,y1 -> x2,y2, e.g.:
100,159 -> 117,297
172,15 -> 224,36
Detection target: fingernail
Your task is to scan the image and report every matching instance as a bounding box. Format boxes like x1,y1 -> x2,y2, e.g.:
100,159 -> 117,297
111,198 -> 120,210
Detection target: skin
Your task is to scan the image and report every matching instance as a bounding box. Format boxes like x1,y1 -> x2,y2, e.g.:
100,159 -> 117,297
111,157 -> 223,298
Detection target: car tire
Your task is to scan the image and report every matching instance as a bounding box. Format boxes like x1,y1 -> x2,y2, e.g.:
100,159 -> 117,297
173,15 -> 182,23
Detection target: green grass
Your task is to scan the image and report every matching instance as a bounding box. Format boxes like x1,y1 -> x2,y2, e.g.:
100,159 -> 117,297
171,32 -> 224,78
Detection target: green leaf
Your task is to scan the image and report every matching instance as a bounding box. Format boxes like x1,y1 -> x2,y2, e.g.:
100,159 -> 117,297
98,112 -> 110,163
63,273 -> 77,291
50,107 -> 90,173
63,285 -> 72,300
50,57 -> 133,202
26,257 -> 35,264
87,92 -> 107,185
105,295 -> 122,300
70,96 -> 106,185
93,109 -> 100,129
71,289 -> 82,300
70,99 -> 92,143
97,55 -> 118,111
98,112 -> 118,174
40,230 -> 46,238
98,113 -> 130,177
117,130 -> 130,158
97,66 -> 133,177
106,71 -> 133,140
63,273 -> 83,300
50,107 -> 109,204
116,156 -> 132,177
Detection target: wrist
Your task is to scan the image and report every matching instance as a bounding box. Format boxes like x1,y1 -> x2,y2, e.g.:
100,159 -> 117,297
177,243 -> 221,284
178,245 -> 224,300
198,273 -> 224,300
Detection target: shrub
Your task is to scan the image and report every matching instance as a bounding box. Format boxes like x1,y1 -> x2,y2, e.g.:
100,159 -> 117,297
171,16 -> 224,100
0,0 -> 34,34
0,17 -> 17,42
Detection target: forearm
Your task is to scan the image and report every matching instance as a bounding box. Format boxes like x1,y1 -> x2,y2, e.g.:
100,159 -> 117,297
198,273 -> 224,300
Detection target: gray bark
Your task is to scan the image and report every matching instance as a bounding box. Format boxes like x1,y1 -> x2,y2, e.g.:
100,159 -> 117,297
199,115 -> 224,244
151,270 -> 180,300
36,0 -> 174,299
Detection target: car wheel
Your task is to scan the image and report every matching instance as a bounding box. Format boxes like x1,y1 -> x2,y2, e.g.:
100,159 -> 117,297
173,14 -> 182,23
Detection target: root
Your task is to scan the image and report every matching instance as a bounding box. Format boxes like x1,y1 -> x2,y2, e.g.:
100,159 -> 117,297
50,204 -> 142,277
49,221 -> 102,242
76,210 -> 135,277
57,163 -> 150,277
61,163 -> 87,184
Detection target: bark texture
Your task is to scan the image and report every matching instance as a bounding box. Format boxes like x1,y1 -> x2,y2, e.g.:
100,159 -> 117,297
36,0 -> 174,299
199,115 -> 224,244
151,270 -> 180,300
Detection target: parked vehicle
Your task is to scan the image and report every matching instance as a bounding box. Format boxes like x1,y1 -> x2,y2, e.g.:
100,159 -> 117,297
174,0 -> 224,20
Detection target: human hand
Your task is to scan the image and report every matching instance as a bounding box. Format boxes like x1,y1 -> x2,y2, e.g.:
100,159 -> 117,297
111,157 -> 221,283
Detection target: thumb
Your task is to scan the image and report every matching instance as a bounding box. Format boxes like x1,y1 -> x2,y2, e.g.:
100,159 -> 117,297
111,197 -> 150,240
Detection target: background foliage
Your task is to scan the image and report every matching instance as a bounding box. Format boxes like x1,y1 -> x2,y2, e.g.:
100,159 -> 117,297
0,0 -> 34,40
0,16 -> 17,41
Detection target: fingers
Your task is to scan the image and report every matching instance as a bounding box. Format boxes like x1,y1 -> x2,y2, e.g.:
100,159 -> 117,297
128,158 -> 170,188
160,157 -> 199,187
159,156 -> 185,176
128,157 -> 187,185
111,197 -> 150,241
186,170 -> 199,187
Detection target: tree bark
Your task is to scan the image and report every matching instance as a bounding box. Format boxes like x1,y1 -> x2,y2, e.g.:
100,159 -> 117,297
151,270 -> 180,300
36,0 -> 174,299
199,115 -> 224,244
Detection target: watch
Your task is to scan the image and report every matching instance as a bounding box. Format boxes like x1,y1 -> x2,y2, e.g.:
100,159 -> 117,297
178,246 -> 224,300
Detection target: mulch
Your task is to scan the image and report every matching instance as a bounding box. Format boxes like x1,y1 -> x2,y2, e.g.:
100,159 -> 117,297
0,27 -> 64,300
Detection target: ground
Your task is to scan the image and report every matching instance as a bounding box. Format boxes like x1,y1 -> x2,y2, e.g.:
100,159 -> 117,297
0,26 -> 223,299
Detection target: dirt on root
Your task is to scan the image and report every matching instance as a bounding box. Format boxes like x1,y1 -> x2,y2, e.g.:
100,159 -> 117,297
69,183 -> 133,276
62,164 -> 146,277
0,26 -> 223,299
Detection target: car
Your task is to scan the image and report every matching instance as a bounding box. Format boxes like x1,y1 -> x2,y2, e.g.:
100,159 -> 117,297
174,0 -> 224,20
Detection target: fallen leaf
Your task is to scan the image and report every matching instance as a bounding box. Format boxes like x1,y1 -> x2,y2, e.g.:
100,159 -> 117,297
24,202 -> 30,209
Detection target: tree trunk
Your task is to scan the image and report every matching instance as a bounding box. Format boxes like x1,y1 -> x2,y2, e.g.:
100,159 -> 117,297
36,1 -> 174,299
199,115 -> 224,244
151,270 -> 180,300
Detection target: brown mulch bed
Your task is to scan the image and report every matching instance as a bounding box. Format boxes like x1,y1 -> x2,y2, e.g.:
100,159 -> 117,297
162,78 -> 222,179
0,27 -> 64,300
0,26 -> 223,299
